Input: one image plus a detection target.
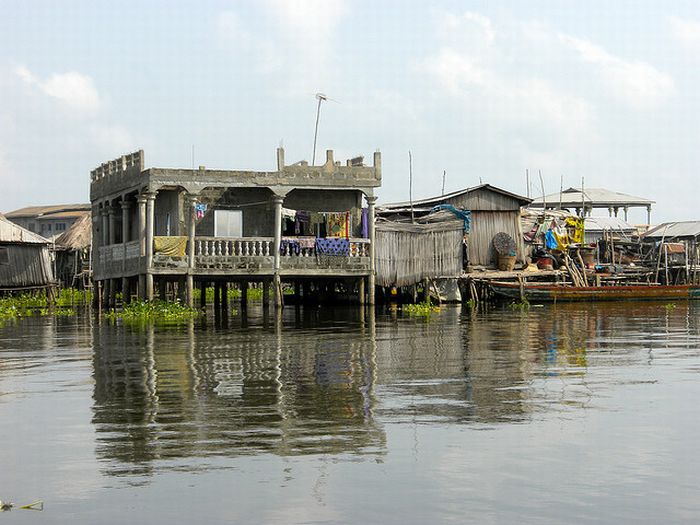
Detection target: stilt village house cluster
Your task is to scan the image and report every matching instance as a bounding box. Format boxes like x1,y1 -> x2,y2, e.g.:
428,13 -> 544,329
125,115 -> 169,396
89,148 -> 381,308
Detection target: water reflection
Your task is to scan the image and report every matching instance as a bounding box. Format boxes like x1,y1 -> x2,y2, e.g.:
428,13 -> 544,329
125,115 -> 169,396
91,309 -> 384,478
85,301 -> 700,480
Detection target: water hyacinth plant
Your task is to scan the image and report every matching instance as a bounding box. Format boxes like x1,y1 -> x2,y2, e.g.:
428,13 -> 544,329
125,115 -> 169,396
402,300 -> 440,317
105,300 -> 201,324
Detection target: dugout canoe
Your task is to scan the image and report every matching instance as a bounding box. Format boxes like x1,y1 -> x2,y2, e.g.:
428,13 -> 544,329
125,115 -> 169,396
489,281 -> 700,302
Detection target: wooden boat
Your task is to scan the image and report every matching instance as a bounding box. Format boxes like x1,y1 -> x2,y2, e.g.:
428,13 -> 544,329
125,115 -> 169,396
489,281 -> 700,303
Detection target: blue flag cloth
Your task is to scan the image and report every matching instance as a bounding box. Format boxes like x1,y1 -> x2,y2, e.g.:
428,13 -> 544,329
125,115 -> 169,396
430,204 -> 472,233
545,230 -> 558,249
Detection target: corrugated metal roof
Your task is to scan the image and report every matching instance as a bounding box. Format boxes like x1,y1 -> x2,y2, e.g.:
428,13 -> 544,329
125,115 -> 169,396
643,221 -> 700,239
584,216 -> 636,232
531,187 -> 654,207
4,203 -> 91,219
380,183 -> 531,210
0,214 -> 51,244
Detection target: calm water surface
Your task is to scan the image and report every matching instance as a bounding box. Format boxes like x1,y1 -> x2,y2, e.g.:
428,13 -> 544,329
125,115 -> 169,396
1,303 -> 700,524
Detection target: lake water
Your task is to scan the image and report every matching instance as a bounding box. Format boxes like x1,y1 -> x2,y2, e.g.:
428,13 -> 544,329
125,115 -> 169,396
1,302 -> 700,524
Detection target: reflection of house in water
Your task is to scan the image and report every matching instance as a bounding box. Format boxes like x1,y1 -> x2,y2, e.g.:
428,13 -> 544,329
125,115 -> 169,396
91,320 -> 385,477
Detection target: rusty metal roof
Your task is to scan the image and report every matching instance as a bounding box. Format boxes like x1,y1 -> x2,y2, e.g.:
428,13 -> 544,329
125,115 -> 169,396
0,214 -> 51,244
4,203 -> 91,219
531,188 -> 654,208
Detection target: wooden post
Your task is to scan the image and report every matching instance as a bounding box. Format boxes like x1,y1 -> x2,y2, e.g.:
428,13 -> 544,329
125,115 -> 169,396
199,281 -> 206,310
262,279 -> 270,308
241,281 -> 249,309
214,281 -> 221,313
222,282 -> 229,317
358,278 -> 366,305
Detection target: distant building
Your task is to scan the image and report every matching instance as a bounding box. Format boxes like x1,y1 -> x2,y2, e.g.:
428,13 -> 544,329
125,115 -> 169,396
529,187 -> 654,224
4,204 -> 91,240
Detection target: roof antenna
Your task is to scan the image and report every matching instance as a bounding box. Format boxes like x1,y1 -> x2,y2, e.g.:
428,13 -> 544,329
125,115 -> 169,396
409,150 -> 414,224
442,170 -> 446,196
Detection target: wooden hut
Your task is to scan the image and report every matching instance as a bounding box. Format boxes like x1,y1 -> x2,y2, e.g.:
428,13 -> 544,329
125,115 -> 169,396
375,212 -> 464,288
378,184 -> 531,268
55,213 -> 92,288
0,214 -> 54,292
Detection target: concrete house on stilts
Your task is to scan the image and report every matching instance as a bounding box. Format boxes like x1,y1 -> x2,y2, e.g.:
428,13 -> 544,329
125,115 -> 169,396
90,148 -> 381,309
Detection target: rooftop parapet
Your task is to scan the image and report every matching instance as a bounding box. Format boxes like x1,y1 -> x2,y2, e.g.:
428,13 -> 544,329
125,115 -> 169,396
90,150 -> 144,183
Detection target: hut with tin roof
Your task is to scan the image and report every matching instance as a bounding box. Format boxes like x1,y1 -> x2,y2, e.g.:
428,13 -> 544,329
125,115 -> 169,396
0,214 -> 54,293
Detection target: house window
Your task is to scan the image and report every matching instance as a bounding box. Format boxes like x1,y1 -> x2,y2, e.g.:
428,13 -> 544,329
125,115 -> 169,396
0,247 -> 8,265
214,210 -> 243,237
55,223 -> 66,231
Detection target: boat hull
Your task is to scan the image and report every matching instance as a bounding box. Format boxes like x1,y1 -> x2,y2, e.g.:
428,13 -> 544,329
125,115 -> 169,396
489,281 -> 700,303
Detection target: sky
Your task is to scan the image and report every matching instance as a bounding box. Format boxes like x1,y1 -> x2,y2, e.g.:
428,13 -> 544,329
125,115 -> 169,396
1,0 -> 699,223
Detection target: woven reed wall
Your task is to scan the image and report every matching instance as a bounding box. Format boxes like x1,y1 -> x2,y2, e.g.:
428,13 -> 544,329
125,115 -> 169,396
376,222 -> 463,287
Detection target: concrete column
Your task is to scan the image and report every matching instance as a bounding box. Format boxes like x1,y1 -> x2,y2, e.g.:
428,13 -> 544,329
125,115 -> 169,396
624,206 -> 629,222
108,206 -> 117,246
367,195 -> 377,305
145,192 -> 156,300
272,194 -> 284,308
121,199 -> 131,279
647,206 -> 652,226
137,194 -> 147,300
358,277 -> 365,305
185,193 -> 197,307
122,277 -> 130,305
101,206 -> 109,246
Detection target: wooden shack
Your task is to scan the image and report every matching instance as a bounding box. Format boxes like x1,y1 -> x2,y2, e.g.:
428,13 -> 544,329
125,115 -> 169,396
55,213 -> 92,288
0,214 -> 54,292
375,213 -> 463,288
378,184 -> 531,268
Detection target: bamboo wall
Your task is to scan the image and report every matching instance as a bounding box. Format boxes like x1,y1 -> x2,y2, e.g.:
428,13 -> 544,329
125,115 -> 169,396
375,222 -> 463,287
467,211 -> 525,266
0,243 -> 53,289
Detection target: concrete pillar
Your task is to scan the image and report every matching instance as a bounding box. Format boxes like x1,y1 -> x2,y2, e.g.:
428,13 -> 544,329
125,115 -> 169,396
185,193 -> 197,307
608,207 -> 613,217
623,206 -> 629,222
122,277 -> 129,304
367,195 -> 377,305
145,192 -> 156,300
614,207 -> 619,217
358,277 -> 365,305
272,194 -> 284,308
121,199 -> 130,280
647,206 -> 652,226
101,205 -> 109,246
108,205 -> 117,246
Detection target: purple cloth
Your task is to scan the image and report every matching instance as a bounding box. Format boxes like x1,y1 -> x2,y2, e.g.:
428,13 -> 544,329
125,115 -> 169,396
361,208 -> 369,238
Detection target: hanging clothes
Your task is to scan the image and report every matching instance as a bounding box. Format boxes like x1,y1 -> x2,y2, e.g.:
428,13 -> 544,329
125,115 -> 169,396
315,237 -> 350,256
566,217 -> 585,244
294,210 -> 311,235
361,208 -> 369,238
327,212 -> 350,238
545,230 -> 558,250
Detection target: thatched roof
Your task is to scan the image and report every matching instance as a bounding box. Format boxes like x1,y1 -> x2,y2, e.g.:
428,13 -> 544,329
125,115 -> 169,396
55,213 -> 92,250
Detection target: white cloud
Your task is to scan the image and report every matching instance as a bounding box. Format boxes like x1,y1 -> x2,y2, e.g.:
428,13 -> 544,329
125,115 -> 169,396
559,34 -> 674,108
90,124 -> 136,154
668,15 -> 700,51
15,65 -> 101,113
426,48 -> 492,93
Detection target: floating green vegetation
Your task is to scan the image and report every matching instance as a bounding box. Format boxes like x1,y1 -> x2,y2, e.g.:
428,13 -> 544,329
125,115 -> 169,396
663,302 -> 678,310
0,290 -> 85,322
403,300 -> 440,317
464,299 -> 476,308
192,286 -> 268,302
55,288 -> 92,307
508,299 -> 531,310
105,300 -> 202,324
